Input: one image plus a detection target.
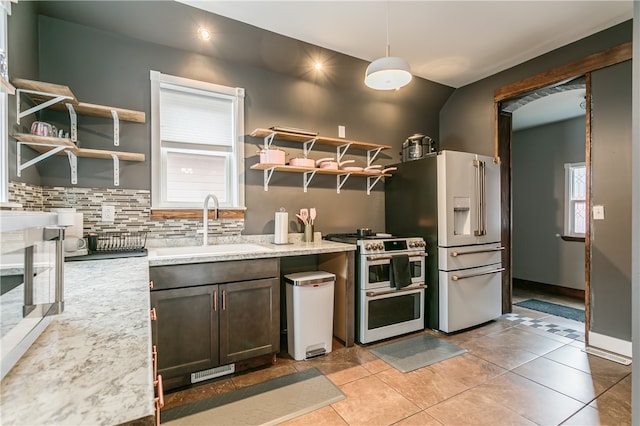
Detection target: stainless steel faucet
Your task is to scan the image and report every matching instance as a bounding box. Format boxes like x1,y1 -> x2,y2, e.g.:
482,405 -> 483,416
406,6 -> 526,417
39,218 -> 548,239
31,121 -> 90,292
203,194 -> 219,246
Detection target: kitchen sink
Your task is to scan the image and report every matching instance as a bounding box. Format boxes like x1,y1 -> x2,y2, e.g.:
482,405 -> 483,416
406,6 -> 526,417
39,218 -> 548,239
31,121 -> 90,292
148,243 -> 273,259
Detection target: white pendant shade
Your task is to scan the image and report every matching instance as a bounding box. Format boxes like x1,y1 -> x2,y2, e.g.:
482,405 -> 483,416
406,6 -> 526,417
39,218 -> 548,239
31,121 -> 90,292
365,56 -> 412,90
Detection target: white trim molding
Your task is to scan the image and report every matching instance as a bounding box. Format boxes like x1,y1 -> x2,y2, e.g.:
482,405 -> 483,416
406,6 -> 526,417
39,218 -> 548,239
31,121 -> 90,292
588,331 -> 632,358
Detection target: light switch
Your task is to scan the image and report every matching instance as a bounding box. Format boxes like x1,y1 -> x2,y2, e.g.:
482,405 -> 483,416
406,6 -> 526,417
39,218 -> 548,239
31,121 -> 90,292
593,205 -> 605,220
338,125 -> 346,138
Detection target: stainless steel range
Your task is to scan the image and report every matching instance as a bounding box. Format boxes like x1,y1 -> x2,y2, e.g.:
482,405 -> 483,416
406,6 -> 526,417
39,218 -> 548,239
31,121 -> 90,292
325,234 -> 427,344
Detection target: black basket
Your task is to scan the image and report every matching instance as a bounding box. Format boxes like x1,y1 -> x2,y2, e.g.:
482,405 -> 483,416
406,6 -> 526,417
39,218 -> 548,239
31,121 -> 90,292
96,232 -> 147,252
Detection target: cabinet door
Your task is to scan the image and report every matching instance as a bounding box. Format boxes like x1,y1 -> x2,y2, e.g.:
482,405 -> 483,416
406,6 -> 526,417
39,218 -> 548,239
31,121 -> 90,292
151,285 -> 218,379
219,278 -> 280,364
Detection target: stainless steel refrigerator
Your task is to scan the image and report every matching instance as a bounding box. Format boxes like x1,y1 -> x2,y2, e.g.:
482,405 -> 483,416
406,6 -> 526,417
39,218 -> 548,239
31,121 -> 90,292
385,150 -> 503,332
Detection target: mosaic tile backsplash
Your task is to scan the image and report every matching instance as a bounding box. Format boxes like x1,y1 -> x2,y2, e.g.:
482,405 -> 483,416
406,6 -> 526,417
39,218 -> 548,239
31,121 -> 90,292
8,182 -> 244,242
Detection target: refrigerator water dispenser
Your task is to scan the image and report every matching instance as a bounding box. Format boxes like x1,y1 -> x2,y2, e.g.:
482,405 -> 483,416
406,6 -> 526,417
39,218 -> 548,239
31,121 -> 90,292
453,197 -> 471,235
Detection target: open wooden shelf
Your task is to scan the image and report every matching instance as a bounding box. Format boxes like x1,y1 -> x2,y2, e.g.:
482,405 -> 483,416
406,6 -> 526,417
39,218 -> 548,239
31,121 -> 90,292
13,133 -> 145,162
0,75 -> 15,95
12,78 -> 145,123
250,163 -> 392,177
250,128 -> 392,151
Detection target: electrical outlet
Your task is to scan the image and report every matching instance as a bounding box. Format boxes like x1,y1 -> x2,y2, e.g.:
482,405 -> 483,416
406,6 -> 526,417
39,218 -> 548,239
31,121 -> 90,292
593,205 -> 605,220
338,125 -> 346,138
102,205 -> 115,223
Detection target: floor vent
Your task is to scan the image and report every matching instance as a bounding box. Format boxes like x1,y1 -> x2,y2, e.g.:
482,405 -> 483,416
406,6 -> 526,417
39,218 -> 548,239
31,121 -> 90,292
191,364 -> 235,383
583,347 -> 632,365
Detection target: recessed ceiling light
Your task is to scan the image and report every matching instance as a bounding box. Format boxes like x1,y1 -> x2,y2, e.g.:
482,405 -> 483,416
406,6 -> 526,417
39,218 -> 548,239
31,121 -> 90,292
314,62 -> 322,70
197,27 -> 211,41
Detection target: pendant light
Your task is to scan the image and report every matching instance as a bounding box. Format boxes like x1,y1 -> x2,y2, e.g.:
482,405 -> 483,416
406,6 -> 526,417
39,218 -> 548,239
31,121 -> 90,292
364,2 -> 412,90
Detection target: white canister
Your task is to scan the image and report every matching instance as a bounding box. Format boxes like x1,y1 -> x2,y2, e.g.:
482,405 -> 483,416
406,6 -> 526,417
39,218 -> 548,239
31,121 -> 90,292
274,209 -> 288,244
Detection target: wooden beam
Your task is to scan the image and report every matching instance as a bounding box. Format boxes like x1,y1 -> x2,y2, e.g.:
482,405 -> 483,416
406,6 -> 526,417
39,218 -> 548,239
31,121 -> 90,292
150,209 -> 245,221
495,42 -> 632,102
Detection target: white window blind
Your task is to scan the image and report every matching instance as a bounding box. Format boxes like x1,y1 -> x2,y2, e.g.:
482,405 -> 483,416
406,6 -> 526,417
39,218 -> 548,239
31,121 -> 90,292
150,71 -> 245,209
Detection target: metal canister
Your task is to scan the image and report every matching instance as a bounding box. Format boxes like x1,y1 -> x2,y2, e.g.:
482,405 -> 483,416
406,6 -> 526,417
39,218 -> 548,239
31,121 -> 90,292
402,134 -> 436,161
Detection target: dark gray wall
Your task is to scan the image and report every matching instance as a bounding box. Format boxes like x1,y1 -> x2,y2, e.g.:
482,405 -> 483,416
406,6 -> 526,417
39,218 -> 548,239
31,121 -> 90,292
590,60 -> 632,341
439,21 -> 632,155
512,117 -> 585,290
8,1 -> 453,235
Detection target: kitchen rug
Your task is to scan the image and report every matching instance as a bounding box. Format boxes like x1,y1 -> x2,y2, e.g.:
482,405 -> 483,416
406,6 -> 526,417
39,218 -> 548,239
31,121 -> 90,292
514,299 -> 584,322
369,334 -> 467,373
161,368 -> 345,425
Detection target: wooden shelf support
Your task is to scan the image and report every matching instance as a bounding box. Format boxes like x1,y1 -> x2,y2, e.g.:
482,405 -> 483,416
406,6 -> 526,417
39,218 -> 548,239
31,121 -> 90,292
16,88 -> 74,124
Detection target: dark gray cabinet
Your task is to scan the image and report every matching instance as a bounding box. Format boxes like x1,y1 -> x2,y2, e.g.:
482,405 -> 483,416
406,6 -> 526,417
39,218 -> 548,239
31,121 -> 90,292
149,258 -> 280,390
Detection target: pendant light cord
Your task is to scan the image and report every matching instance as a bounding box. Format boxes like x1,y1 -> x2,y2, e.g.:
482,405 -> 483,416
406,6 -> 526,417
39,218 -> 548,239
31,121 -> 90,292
385,1 -> 390,57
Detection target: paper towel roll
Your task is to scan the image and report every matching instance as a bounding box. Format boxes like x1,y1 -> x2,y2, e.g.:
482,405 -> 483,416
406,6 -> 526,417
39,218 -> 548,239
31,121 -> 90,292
274,211 -> 288,244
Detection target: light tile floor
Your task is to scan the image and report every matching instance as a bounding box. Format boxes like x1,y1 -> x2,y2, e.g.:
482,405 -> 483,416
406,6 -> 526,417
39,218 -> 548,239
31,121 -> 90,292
163,287 -> 631,425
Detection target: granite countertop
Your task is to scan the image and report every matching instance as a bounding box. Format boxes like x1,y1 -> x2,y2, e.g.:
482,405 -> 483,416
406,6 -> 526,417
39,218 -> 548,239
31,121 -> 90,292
147,235 -> 356,266
0,257 -> 154,426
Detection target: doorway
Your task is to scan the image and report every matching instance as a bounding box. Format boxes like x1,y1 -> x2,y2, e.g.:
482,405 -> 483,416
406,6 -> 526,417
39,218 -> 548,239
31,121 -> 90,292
494,42 -> 632,342
507,81 -> 587,320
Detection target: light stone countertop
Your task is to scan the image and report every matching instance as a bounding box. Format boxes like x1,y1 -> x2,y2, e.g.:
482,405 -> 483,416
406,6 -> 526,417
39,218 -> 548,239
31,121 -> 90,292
147,235 -> 356,267
0,257 -> 154,426
0,236 -> 355,425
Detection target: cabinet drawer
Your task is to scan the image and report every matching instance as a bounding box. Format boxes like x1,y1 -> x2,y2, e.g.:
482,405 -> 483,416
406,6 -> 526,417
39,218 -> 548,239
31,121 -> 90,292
149,258 -> 279,290
438,243 -> 503,271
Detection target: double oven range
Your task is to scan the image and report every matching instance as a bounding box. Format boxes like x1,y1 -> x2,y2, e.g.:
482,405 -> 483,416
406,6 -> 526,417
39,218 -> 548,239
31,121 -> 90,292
325,233 -> 427,344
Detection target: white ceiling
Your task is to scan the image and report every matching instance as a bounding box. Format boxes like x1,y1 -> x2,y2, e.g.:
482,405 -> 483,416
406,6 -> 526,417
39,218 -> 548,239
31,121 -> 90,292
177,0 -> 633,89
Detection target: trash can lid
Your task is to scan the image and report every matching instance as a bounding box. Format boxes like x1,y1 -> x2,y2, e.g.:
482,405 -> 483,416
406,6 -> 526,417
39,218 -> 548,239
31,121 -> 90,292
284,271 -> 336,286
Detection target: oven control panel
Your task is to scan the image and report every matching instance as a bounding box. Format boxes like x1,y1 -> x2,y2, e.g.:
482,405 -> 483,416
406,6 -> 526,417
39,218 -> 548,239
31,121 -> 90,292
358,238 -> 425,254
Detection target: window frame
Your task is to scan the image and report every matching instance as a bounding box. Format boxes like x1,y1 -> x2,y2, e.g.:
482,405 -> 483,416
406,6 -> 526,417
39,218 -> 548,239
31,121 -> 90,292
0,1 -> 10,203
563,162 -> 587,238
150,70 -> 245,209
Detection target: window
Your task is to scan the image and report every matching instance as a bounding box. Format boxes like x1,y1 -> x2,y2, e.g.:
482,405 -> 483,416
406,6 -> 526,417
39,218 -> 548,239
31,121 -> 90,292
564,162 -> 586,237
150,71 -> 245,209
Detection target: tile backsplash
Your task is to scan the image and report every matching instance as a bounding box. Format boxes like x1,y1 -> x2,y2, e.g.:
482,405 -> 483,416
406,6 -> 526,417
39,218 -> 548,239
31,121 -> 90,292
8,182 -> 244,242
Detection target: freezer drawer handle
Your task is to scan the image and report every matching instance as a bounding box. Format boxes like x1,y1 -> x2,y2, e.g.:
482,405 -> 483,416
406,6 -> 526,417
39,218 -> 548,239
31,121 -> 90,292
366,253 -> 427,261
366,284 -> 427,297
450,246 -> 505,257
451,267 -> 505,281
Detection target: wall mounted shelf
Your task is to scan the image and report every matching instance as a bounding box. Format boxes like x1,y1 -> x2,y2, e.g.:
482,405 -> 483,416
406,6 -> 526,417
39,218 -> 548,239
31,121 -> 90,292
250,127 -> 393,194
0,75 -> 15,95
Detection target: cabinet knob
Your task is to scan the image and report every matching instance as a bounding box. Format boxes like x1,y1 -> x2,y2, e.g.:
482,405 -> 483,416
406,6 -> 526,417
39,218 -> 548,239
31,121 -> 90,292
149,280 -> 154,289
150,307 -> 157,321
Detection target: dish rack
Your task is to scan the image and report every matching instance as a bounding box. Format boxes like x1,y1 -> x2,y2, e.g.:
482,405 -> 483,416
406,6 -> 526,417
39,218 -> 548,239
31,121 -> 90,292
95,231 -> 147,252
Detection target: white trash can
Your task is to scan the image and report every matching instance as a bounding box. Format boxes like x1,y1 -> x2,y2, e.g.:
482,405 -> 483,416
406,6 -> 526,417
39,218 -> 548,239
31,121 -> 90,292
285,271 -> 335,361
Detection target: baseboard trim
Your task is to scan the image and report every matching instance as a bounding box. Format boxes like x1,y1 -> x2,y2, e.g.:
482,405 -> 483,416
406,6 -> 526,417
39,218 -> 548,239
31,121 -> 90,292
513,278 -> 585,300
588,331 -> 632,358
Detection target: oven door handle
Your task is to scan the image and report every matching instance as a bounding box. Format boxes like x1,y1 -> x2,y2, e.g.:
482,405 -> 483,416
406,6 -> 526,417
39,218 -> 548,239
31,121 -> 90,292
451,267 -> 505,281
366,284 -> 427,297
365,253 -> 427,261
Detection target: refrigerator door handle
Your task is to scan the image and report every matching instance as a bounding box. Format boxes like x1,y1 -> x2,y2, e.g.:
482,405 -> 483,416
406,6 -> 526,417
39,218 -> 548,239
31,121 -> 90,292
451,267 -> 505,281
450,246 -> 505,257
473,159 -> 487,236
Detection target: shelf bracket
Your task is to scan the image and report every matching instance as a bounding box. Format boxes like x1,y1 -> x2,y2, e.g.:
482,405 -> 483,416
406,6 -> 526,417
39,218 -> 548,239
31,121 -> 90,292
16,142 -> 67,177
337,143 -> 352,162
337,173 -> 351,194
367,147 -> 384,167
111,109 -> 120,146
263,132 -> 276,149
263,167 -> 276,191
303,170 -> 317,193
66,103 -> 78,143
111,153 -> 120,186
66,151 -> 78,185
367,175 -> 384,195
302,138 -> 317,157
16,89 -> 74,124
